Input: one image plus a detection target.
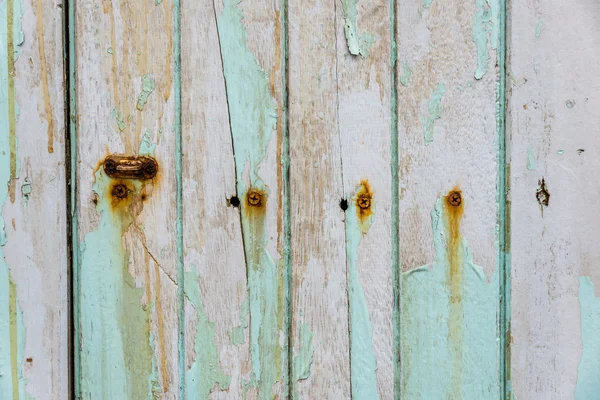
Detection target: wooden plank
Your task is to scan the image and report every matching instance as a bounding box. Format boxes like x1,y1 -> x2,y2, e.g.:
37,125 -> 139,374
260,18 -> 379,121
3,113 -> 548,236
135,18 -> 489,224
508,1 -> 600,398
335,0 -> 394,398
0,0 -> 68,397
181,0 -> 287,398
396,0 -> 503,398
74,1 -> 179,397
288,0 -> 350,397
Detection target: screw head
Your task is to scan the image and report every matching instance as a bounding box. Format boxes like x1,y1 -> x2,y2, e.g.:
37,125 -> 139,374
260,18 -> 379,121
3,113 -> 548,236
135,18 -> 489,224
448,191 -> 462,207
112,184 -> 128,199
142,160 -> 157,179
247,191 -> 262,206
357,195 -> 371,209
104,158 -> 117,175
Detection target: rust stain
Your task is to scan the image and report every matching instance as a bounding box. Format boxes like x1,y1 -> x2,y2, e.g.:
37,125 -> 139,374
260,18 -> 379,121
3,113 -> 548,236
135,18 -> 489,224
355,179 -> 373,222
443,188 -> 464,398
536,177 -> 549,215
242,188 -> 267,266
103,155 -> 158,180
36,0 -> 55,153
162,1 -> 173,102
7,0 -> 17,180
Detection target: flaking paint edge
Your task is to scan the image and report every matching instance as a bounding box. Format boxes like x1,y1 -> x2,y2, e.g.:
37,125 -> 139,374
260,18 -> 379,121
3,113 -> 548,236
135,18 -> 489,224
575,277 -> 600,399
341,0 -> 375,58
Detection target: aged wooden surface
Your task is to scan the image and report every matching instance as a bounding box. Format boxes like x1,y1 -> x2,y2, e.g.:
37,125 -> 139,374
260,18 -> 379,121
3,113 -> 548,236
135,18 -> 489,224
0,0 -> 68,398
396,0 -> 505,398
508,0 -> 600,398
73,0 -> 179,397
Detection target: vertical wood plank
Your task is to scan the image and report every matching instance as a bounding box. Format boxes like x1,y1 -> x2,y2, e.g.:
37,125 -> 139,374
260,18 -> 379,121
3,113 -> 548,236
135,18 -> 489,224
335,0 -> 394,398
288,0 -> 350,397
396,0 -> 503,398
509,1 -> 600,398
0,0 -> 68,397
75,1 -> 179,397
181,0 -> 287,398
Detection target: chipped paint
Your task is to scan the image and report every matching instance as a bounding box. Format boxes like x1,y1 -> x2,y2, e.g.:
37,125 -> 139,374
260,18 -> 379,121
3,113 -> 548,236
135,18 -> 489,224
1,1 -> 32,397
535,20 -> 543,38
472,0 -> 499,79
346,181 -> 378,399
422,83 -> 446,145
228,297 -> 249,346
399,61 -> 412,87
423,0 -> 434,10
136,74 -> 156,111
341,0 -> 375,57
215,0 -> 283,397
79,166 -> 159,398
184,268 -> 231,398
292,322 -> 314,398
107,47 -> 114,54
576,277 -> 600,399
526,145 -> 536,170
401,195 -> 499,399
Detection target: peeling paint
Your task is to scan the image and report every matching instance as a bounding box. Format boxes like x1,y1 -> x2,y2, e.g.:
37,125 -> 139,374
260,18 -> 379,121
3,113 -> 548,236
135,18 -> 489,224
1,1 -> 32,398
341,0 -> 375,57
215,0 -> 283,397
107,47 -> 114,54
136,74 -> 156,111
346,181 -> 378,399
184,268 -> 231,398
423,0 -> 434,10
79,168 -> 159,398
399,61 -> 412,87
576,277 -> 600,399
401,195 -> 499,399
526,145 -> 536,171
293,323 -> 314,382
422,83 -> 446,145
535,20 -> 543,38
110,108 -> 127,132
228,297 -> 249,346
472,0 -> 499,79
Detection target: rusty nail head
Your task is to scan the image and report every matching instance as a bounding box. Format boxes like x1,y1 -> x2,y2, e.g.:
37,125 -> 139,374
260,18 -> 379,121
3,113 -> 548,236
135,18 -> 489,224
247,191 -> 262,206
357,195 -> 371,209
112,184 -> 128,199
142,160 -> 157,179
449,191 -> 462,207
104,158 -> 117,175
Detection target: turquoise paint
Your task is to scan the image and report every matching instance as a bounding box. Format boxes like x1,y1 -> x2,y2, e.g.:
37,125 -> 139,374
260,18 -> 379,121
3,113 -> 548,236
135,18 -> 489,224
293,323 -> 314,382
341,0 -> 375,57
228,297 -> 249,345
346,184 -> 379,399
556,150 -> 564,156
184,268 -> 231,397
422,83 -> 446,145
136,74 -> 156,111
110,108 -> 127,131
472,0 -> 500,79
401,198 -> 499,399
423,0 -> 434,10
107,47 -> 114,54
526,145 -> 537,171
399,61 -> 412,87
535,20 -> 543,38
576,277 -> 600,399
139,129 -> 157,156
214,1 -> 284,398
79,168 -> 160,399
1,1 -> 32,397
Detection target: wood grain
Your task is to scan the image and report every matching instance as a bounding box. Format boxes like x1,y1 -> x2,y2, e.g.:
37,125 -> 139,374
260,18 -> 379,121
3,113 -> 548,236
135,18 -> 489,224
74,1 -> 179,397
0,0 -> 68,397
508,1 -> 600,398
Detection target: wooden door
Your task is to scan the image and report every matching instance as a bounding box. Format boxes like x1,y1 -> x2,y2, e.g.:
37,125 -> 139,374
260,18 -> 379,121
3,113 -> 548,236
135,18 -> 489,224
1,0 -> 599,399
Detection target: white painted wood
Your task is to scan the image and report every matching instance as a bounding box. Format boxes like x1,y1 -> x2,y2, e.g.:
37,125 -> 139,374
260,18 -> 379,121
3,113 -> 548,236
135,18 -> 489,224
75,1 -> 179,397
335,0 -> 394,397
181,0 -> 286,397
288,0 -> 350,397
509,1 -> 600,398
1,0 -> 68,397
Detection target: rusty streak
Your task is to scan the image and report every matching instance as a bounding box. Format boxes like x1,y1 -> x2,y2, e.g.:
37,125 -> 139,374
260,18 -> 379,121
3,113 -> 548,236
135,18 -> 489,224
7,0 -> 17,179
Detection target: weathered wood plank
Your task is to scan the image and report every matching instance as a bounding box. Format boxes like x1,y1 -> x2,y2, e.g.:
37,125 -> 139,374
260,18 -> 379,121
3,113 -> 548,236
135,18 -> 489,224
288,0 -> 350,397
396,0 -> 503,397
508,1 -> 600,398
0,0 -> 68,397
74,1 -> 179,397
181,0 -> 287,398
335,0 -> 395,398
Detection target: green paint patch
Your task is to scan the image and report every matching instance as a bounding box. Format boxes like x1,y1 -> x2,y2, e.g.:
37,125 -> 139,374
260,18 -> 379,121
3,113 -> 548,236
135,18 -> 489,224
110,108 -> 127,132
576,277 -> 600,399
526,145 -> 537,171
400,197 -> 499,399
346,182 -> 379,399
79,169 -> 159,398
422,83 -> 446,145
535,20 -> 543,38
341,0 -> 375,57
399,61 -> 412,87
472,0 -> 500,79
184,268 -> 231,398
136,74 -> 156,111
139,130 -> 157,156
228,297 -> 249,345
423,0 -> 434,10
107,47 -> 114,54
